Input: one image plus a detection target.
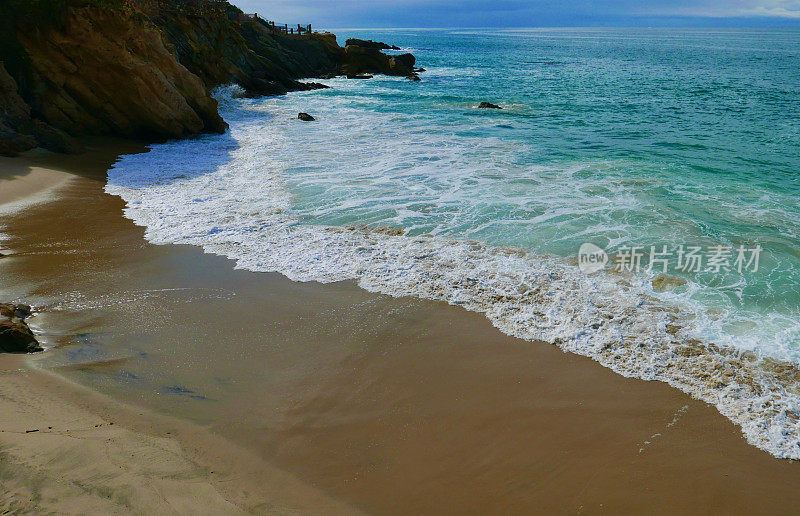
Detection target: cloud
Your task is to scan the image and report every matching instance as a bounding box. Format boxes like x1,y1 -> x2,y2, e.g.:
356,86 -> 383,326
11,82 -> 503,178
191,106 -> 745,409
641,0 -> 800,18
229,0 -> 800,26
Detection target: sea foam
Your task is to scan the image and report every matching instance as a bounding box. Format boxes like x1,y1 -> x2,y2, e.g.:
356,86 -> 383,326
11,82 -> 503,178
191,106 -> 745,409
106,85 -> 800,459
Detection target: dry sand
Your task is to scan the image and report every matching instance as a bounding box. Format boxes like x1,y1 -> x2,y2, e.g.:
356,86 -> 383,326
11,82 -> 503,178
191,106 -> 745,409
0,156 -> 75,216
0,359 -> 358,514
1,143 -> 800,514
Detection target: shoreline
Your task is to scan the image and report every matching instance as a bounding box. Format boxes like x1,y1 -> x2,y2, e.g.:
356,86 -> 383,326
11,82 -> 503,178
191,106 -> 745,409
0,145 -> 358,514
111,85 -> 800,461
2,143 -> 800,513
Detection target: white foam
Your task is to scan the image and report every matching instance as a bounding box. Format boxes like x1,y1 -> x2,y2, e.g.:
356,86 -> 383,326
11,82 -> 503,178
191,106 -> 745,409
106,87 -> 800,459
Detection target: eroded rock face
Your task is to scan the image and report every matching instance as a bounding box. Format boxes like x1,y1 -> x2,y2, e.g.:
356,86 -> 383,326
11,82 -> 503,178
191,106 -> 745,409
0,303 -> 41,354
0,61 -> 76,156
0,1 -> 422,155
15,7 -> 227,140
155,14 -> 342,97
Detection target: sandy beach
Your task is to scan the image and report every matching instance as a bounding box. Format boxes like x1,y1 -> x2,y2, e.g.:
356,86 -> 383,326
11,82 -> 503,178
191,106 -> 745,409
0,145 -> 358,514
2,143 -> 800,514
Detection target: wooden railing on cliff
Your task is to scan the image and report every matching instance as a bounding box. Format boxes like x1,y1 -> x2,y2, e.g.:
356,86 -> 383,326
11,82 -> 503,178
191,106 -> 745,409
234,13 -> 313,35
125,0 -> 316,35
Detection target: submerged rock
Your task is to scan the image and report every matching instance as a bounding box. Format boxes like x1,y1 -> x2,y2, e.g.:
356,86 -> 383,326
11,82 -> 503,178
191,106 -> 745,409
298,112 -> 316,121
478,102 -> 502,109
652,275 -> 688,292
407,74 -> 421,81
0,303 -> 41,353
346,73 -> 373,79
302,82 -> 330,91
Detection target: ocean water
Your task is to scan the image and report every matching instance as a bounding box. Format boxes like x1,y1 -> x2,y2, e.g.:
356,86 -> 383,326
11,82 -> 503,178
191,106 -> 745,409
107,28 -> 800,458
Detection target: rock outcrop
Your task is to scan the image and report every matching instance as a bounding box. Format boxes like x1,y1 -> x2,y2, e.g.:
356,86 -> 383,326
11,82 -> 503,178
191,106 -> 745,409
478,102 -> 502,109
154,10 -> 343,96
344,38 -> 400,51
14,6 -> 227,141
0,0 -> 421,156
0,303 -> 41,353
0,62 -> 77,156
341,45 -> 417,78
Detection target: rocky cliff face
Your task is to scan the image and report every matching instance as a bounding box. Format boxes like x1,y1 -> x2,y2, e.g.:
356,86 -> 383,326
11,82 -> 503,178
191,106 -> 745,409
0,63 -> 40,156
155,12 -> 342,96
1,3 -> 227,155
16,7 -> 227,139
341,45 -> 417,78
0,0 -> 418,157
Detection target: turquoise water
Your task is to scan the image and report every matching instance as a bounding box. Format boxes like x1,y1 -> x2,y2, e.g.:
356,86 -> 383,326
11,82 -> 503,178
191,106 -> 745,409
108,28 -> 800,457
279,28 -> 800,357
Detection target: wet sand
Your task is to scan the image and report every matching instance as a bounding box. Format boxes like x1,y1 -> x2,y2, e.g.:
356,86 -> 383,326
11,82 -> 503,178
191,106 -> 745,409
2,143 -> 800,514
0,146 -> 357,514
0,356 -> 357,514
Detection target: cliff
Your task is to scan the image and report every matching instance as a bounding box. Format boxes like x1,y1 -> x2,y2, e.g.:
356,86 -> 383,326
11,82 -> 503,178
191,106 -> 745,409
153,8 -> 342,96
0,0 -> 419,157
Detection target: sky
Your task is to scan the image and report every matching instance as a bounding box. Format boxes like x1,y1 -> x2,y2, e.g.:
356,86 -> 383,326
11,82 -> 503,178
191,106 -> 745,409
229,0 -> 800,28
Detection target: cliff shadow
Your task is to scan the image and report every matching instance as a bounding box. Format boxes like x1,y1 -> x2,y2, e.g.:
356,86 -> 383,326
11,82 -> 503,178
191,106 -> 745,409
100,129 -> 243,191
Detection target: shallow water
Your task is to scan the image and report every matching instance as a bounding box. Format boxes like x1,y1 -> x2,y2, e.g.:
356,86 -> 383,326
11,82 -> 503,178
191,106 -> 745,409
107,28 -> 800,458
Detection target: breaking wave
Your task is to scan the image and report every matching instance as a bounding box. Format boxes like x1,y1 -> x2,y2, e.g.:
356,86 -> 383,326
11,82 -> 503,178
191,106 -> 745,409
106,84 -> 800,459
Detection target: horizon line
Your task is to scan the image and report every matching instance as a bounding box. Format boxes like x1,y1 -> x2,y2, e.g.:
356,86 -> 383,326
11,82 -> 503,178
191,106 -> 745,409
322,25 -> 800,30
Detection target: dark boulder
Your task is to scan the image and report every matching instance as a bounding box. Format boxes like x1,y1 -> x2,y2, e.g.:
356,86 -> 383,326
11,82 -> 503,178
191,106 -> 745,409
302,82 -> 330,91
347,73 -> 373,79
407,74 -> 421,81
0,62 -> 78,156
392,53 -> 416,69
0,303 -> 41,353
386,54 -> 416,77
298,112 -> 316,121
341,46 -> 417,78
14,304 -> 32,318
478,102 -> 502,109
0,320 -> 41,353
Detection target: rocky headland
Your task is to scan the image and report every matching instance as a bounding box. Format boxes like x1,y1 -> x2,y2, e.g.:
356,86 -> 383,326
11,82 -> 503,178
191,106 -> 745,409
0,0 -> 422,353
0,0 -> 420,157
